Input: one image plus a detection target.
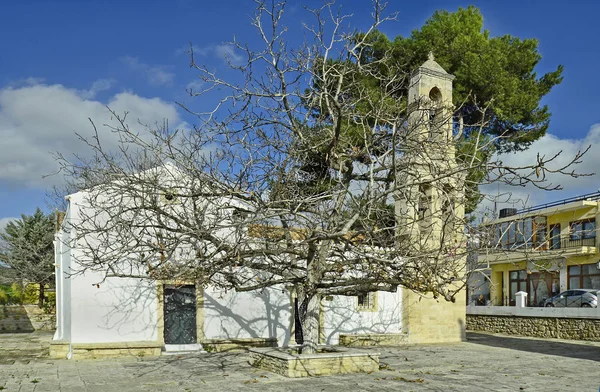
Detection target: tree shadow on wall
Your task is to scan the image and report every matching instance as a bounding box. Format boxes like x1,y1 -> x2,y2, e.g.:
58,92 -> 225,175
99,278 -> 160,339
202,288 -> 293,347
321,295 -> 402,345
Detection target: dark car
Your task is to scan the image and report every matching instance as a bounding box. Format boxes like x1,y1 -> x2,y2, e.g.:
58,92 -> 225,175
543,289 -> 598,308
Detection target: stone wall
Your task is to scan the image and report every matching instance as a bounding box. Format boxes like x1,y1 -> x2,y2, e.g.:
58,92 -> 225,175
339,333 -> 408,346
0,305 -> 55,332
50,340 -> 163,359
466,306 -> 600,341
201,337 -> 277,352
249,347 -> 380,378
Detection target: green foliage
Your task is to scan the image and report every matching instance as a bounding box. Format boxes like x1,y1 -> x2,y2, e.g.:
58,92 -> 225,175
0,283 -> 25,304
363,6 -> 562,151
23,284 -> 40,304
41,288 -> 56,314
203,345 -> 215,353
9,282 -> 24,304
12,283 -> 54,308
299,7 -> 561,213
0,208 -> 56,306
352,6 -> 563,212
456,134 -> 494,213
0,286 -> 8,304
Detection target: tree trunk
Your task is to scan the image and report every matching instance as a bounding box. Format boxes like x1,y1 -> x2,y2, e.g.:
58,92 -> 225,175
38,284 -> 44,308
299,293 -> 321,354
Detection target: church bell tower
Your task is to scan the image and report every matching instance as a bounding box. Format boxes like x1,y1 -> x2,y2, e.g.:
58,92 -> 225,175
397,53 -> 466,344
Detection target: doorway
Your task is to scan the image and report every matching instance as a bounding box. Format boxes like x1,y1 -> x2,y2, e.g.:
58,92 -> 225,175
163,285 -> 197,345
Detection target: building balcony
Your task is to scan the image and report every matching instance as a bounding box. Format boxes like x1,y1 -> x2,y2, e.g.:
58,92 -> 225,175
478,237 -> 597,264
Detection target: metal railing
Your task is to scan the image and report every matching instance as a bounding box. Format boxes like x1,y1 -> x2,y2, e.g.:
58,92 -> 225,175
517,191 -> 600,214
480,236 -> 596,254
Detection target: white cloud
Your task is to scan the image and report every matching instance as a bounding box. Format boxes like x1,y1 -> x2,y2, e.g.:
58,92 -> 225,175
186,79 -> 205,92
0,217 -> 17,233
478,124 -> 600,215
79,78 -> 116,99
179,44 -> 244,66
214,44 -> 244,65
122,56 -> 175,86
24,77 -> 45,86
0,82 -> 180,189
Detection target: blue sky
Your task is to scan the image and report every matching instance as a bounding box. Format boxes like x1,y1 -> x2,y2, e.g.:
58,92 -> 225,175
1,0 -> 599,226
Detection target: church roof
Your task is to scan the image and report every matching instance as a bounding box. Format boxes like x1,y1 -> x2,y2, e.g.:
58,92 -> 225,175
413,52 -> 454,81
419,52 -> 448,74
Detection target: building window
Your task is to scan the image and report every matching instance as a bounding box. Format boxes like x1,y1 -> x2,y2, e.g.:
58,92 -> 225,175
160,189 -> 179,205
429,87 -> 442,102
357,292 -> 378,312
494,216 -> 543,250
568,264 -> 600,290
231,209 -> 249,223
534,216 -> 547,249
569,219 -> 596,240
509,270 -> 528,306
549,224 -> 561,250
417,185 -> 430,221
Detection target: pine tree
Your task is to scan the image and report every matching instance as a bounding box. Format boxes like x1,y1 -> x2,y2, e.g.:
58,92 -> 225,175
0,208 -> 55,307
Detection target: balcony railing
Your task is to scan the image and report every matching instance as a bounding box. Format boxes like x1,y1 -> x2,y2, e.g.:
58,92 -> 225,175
516,191 -> 600,214
480,236 -> 596,254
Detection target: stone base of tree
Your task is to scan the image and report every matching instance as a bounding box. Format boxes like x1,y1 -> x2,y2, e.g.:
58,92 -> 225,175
339,333 -> 408,346
249,347 -> 380,377
49,341 -> 163,359
201,337 -> 277,352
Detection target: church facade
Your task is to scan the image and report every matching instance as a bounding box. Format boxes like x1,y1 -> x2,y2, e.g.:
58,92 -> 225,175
51,56 -> 465,359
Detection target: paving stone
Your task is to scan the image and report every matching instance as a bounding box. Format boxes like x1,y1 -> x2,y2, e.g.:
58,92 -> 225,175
1,331 -> 599,391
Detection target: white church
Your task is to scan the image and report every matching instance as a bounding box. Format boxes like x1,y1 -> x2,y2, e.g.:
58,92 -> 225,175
51,56 -> 465,359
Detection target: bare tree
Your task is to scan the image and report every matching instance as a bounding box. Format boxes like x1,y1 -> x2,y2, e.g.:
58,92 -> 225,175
54,1 -> 585,353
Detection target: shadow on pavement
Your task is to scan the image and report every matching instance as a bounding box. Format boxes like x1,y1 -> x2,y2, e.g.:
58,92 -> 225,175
467,332 -> 600,362
0,331 -> 53,364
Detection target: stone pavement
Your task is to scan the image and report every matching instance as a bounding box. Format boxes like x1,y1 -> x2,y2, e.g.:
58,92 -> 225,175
0,331 -> 599,391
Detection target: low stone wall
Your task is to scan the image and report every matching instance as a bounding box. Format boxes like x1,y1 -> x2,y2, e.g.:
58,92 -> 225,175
50,340 -> 163,359
339,333 -> 408,347
249,347 -> 380,377
466,306 -> 600,341
201,337 -> 277,352
0,305 -> 55,332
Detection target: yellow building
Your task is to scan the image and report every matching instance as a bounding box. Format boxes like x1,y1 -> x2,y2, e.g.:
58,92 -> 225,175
479,193 -> 600,306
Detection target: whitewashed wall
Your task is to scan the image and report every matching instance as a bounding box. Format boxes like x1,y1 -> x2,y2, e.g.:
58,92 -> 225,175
203,286 -> 293,346
322,290 -> 402,345
68,268 -> 158,343
56,183 -> 404,347
60,192 -> 159,344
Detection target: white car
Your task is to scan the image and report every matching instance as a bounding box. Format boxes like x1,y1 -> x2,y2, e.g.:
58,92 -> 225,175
543,289 -> 598,308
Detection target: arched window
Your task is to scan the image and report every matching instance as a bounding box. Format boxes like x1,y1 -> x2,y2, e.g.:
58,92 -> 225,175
429,87 -> 442,102
428,87 -> 442,138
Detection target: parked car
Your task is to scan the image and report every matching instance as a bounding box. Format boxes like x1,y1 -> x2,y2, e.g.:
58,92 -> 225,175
543,289 -> 598,308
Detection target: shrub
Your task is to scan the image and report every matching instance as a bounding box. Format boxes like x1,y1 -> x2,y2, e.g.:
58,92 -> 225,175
9,283 -> 24,304
23,284 -> 39,305
0,286 -> 8,304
